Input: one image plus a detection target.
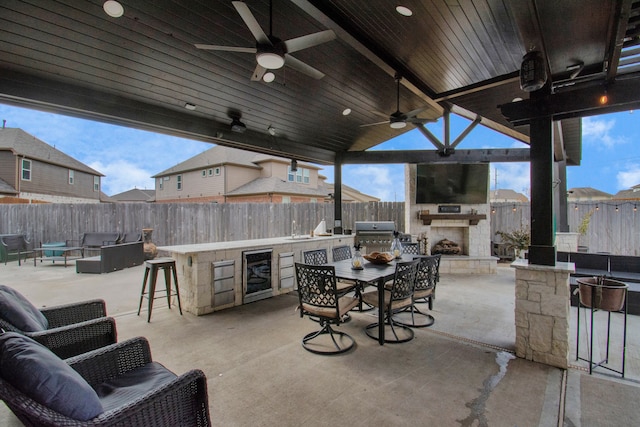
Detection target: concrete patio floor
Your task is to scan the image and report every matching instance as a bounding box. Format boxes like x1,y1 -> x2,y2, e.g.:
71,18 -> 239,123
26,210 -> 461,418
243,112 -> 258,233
1,259 -> 639,426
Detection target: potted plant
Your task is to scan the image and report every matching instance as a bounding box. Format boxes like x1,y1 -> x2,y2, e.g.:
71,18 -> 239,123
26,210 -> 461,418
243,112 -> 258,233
577,210 -> 593,252
496,226 -> 531,259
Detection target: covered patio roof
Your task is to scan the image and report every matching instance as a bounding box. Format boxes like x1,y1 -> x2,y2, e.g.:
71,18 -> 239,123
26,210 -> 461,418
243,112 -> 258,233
2,1 -> 640,167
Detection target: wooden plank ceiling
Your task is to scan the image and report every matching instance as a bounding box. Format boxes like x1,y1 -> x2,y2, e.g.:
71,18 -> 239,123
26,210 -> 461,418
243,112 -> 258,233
1,0 -> 638,166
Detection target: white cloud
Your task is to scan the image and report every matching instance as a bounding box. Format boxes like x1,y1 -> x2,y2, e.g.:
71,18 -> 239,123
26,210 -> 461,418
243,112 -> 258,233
490,163 -> 530,196
88,160 -> 156,196
582,117 -> 627,148
617,165 -> 640,189
344,165 -> 404,201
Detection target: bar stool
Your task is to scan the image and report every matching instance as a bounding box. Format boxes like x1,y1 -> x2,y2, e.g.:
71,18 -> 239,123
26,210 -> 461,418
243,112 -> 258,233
138,258 -> 183,322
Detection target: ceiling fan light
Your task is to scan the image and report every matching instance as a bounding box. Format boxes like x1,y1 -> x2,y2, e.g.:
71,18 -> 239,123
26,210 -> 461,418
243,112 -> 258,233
103,1 -> 124,18
256,52 -> 285,69
263,72 -> 275,83
390,120 -> 406,129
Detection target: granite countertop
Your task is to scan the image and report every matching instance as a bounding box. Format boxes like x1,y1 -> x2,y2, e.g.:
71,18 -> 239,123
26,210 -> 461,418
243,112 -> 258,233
158,234 -> 352,255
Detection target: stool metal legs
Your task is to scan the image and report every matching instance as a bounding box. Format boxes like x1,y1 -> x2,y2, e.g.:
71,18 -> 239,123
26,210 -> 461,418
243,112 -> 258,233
138,260 -> 183,322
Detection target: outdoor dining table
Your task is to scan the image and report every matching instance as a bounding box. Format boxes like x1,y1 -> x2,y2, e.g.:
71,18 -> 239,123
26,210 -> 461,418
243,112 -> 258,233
327,253 -> 414,345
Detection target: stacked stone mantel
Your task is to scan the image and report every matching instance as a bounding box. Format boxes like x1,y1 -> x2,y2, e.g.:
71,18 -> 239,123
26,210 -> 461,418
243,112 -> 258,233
512,259 -> 575,368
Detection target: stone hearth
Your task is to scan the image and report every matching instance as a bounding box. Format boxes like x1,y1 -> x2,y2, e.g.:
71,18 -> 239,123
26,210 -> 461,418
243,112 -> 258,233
404,164 -> 497,274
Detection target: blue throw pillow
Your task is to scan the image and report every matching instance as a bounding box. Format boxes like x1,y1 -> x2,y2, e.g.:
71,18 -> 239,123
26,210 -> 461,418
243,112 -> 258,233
0,332 -> 103,421
0,285 -> 48,331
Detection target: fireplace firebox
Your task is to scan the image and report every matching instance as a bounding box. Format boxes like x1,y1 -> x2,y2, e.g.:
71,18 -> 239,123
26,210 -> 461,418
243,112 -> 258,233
243,249 -> 273,303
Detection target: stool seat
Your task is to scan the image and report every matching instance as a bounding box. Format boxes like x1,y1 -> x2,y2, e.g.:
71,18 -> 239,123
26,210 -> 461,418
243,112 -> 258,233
138,257 -> 182,322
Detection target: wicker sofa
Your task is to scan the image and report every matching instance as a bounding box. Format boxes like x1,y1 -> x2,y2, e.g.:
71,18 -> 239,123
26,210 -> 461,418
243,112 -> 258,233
0,335 -> 211,426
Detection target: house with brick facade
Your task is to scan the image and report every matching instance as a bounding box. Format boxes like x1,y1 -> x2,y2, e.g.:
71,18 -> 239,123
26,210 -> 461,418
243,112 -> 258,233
152,145 -> 378,203
0,128 -> 104,203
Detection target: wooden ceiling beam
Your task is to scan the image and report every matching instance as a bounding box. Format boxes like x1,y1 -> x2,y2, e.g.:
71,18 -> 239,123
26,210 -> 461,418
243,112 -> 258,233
500,76 -> 640,126
341,148 -> 530,164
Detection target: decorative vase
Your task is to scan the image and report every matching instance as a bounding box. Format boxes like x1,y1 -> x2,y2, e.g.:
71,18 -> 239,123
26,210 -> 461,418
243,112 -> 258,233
351,244 -> 364,269
142,228 -> 157,260
390,233 -> 403,259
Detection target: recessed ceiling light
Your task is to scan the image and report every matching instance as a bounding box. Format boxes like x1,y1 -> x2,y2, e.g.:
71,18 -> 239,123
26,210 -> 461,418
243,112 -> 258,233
396,6 -> 413,17
511,97 -> 523,102
342,108 -> 352,116
103,1 -> 124,18
184,103 -> 197,111
263,72 -> 275,83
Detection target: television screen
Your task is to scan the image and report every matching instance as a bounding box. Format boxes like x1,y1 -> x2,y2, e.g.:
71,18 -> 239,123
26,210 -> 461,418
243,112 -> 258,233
416,163 -> 489,204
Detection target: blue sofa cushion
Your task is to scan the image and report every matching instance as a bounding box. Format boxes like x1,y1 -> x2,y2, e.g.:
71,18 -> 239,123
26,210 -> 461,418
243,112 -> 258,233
0,332 -> 103,421
0,285 -> 48,331
95,361 -> 177,412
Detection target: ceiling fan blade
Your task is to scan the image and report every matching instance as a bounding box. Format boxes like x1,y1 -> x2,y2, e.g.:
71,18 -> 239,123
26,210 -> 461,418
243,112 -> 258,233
232,1 -> 271,45
404,106 -> 429,118
370,110 -> 390,120
251,64 -> 268,81
406,117 -> 434,125
284,54 -> 325,79
360,121 -> 390,128
283,30 -> 336,53
194,44 -> 256,53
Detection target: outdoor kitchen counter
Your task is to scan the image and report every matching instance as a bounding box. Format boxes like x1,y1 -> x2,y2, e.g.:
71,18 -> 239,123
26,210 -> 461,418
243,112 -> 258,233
157,234 -> 354,315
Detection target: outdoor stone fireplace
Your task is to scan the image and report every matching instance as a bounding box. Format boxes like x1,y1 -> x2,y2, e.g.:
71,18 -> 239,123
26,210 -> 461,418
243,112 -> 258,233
404,165 -> 497,274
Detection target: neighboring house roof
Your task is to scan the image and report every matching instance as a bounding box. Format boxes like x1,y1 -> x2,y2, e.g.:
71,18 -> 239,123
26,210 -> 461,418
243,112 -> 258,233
0,177 -> 18,195
0,128 -> 103,176
152,145 -> 319,177
152,145 -> 259,177
567,187 -> 613,200
226,177 -> 330,198
325,183 -> 380,202
111,188 -> 155,202
612,184 -> 640,200
490,189 -> 529,202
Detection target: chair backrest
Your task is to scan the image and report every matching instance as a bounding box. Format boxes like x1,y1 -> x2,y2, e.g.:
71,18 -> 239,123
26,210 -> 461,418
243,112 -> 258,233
332,245 -> 352,262
413,255 -> 439,292
295,263 -> 339,318
303,248 -> 328,265
432,253 -> 442,283
389,259 -> 419,303
403,242 -> 420,255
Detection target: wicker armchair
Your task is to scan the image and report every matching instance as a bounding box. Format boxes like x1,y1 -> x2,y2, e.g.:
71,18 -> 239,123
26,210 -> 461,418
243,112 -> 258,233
0,286 -> 116,359
0,336 -> 211,426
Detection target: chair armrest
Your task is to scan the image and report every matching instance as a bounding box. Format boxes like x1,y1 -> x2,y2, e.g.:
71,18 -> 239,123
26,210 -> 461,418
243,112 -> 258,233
94,369 -> 211,426
27,317 -> 117,359
40,299 -> 107,328
67,337 -> 152,386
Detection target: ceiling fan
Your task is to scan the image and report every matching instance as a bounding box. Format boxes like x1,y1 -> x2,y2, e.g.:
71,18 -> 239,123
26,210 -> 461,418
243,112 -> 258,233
361,75 -> 431,129
195,1 -> 335,81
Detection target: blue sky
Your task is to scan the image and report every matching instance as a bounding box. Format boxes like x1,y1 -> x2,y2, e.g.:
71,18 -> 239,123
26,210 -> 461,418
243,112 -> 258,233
1,104 -> 638,200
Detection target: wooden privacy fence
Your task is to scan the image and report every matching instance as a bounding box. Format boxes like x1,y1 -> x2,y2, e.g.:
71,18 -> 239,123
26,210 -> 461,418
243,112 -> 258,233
1,201 -> 637,255
490,201 -> 640,256
0,202 -> 404,248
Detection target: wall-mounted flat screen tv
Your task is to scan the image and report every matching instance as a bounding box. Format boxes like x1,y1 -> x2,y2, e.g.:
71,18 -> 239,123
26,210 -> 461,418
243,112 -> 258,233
416,163 -> 489,204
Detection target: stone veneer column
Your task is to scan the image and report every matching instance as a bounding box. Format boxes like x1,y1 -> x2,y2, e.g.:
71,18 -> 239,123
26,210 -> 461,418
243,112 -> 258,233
512,259 -> 575,369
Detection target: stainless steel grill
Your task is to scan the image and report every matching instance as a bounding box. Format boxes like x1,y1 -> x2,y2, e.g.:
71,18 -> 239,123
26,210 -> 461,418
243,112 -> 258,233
354,221 -> 396,253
